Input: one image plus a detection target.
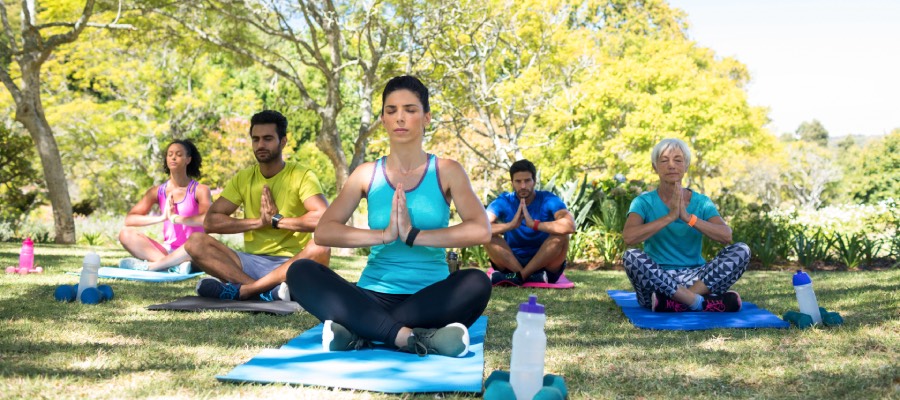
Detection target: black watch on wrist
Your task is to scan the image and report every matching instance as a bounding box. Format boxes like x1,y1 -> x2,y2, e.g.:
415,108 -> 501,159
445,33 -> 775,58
271,213 -> 283,229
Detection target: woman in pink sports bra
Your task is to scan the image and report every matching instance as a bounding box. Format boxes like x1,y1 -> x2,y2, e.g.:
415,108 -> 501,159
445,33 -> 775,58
118,139 -> 212,272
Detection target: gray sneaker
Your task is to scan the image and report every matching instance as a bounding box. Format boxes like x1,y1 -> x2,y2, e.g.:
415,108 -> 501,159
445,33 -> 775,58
119,257 -> 149,270
322,320 -> 371,351
403,323 -> 470,357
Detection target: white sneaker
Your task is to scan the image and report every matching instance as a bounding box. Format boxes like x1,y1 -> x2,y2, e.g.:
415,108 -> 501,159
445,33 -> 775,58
276,282 -> 290,301
119,257 -> 149,270
168,261 -> 192,274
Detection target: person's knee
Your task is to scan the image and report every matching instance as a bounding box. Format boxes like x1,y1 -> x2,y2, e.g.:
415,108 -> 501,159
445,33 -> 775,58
457,268 -> 492,295
118,227 -> 138,243
183,232 -> 211,255
547,233 -> 569,246
307,243 -> 332,264
286,258 -> 323,284
622,248 -> 644,269
485,235 -> 507,251
541,234 -> 569,256
733,242 -> 751,259
624,248 -> 643,258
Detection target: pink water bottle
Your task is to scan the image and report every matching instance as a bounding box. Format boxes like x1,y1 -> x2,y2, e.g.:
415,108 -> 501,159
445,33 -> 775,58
18,237 -> 34,273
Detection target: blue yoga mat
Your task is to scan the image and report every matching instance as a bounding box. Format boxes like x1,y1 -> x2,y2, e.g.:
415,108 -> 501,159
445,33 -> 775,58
218,316 -> 488,393
70,267 -> 204,282
608,290 -> 790,330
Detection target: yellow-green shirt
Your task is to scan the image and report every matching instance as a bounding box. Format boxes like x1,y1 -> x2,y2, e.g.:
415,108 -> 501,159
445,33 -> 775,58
219,162 -> 324,257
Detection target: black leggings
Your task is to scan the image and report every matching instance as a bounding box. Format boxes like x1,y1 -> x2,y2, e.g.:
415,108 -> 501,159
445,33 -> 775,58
285,259 -> 492,347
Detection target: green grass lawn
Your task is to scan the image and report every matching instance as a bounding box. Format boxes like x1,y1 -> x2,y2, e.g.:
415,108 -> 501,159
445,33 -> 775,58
0,243 -> 897,399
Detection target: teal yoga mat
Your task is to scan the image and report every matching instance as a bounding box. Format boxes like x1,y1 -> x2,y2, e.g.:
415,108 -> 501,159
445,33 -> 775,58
70,267 -> 204,282
218,316 -> 488,393
608,290 -> 790,330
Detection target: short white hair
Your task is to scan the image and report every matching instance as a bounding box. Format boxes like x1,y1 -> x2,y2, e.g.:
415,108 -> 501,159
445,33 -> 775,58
651,138 -> 691,170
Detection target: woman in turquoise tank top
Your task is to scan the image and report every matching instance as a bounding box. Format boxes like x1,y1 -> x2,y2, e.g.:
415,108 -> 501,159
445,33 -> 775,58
286,76 -> 492,358
622,138 -> 750,313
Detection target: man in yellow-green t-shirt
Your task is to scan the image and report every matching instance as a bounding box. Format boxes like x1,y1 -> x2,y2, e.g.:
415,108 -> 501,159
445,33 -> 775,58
185,110 -> 330,301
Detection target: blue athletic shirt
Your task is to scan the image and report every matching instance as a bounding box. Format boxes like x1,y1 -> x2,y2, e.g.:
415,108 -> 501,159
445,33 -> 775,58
358,154 -> 450,294
486,191 -> 567,261
627,189 -> 720,270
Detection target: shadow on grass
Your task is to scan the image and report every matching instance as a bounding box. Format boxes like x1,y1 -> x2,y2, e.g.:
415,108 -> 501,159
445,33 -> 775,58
0,281 -> 323,380
483,268 -> 898,398
2,245 -> 897,398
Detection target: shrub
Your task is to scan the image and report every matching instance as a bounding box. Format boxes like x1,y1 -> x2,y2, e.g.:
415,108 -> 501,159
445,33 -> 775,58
457,245 -> 489,269
833,232 -> 865,269
731,204 -> 792,267
792,229 -> 834,268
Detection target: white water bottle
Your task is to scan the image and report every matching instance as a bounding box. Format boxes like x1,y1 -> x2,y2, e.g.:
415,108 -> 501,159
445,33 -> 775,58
510,294 -> 546,400
792,270 -> 822,325
77,252 -> 101,301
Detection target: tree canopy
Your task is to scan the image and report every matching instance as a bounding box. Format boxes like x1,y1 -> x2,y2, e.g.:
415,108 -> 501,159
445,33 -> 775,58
2,0 -> 892,232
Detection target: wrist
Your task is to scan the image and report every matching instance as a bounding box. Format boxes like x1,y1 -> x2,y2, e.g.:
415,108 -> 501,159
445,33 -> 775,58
532,219 -> 541,231
271,213 -> 283,229
401,226 -> 411,241
687,214 -> 698,227
405,227 -> 421,247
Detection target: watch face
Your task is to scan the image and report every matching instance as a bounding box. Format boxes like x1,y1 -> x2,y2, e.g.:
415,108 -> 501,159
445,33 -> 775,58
272,214 -> 283,228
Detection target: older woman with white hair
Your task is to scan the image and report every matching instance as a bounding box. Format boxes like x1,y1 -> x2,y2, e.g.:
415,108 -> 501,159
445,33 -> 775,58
622,138 -> 750,312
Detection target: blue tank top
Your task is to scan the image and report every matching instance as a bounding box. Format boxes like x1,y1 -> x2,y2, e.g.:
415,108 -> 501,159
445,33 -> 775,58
358,154 -> 450,294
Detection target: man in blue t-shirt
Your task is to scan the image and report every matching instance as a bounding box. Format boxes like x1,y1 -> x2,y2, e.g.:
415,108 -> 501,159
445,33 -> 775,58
485,159 -> 575,286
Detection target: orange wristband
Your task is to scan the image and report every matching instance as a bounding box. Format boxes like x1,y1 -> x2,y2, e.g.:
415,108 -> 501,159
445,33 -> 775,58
532,220 -> 541,231
687,214 -> 698,227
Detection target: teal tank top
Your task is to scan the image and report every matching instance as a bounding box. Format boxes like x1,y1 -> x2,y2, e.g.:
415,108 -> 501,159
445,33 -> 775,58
358,154 -> 451,294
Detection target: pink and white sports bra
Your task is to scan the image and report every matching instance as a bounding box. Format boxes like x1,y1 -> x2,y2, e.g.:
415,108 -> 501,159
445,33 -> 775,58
156,179 -> 205,250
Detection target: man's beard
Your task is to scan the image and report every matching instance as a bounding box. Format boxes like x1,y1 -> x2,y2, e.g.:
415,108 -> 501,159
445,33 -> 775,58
255,150 -> 279,163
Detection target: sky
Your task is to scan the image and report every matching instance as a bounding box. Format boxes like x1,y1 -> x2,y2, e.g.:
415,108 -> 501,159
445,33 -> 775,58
668,0 -> 900,137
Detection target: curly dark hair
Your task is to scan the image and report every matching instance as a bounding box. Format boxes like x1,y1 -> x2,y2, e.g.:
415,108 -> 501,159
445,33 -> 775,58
162,139 -> 202,179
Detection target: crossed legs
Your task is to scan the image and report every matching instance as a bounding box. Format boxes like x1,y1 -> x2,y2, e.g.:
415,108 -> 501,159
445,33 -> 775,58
286,259 -> 491,347
118,227 -> 190,271
485,233 -> 569,280
183,232 -> 330,299
622,243 -> 750,309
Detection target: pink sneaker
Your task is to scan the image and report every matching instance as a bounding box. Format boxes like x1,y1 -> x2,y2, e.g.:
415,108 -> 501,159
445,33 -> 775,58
651,292 -> 689,312
702,291 -> 742,312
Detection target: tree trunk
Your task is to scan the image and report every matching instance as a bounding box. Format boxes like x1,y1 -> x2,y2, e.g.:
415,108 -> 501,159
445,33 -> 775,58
316,114 -> 350,191
15,89 -> 76,244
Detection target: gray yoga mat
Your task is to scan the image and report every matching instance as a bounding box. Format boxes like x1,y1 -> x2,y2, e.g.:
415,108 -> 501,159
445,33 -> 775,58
147,296 -> 303,315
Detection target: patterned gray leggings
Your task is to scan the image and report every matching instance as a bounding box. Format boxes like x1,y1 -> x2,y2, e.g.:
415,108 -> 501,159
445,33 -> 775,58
622,243 -> 751,308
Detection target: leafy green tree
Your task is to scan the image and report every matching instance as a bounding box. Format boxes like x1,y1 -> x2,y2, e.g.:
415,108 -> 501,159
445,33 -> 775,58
782,141 -> 842,209
845,129 -> 900,203
0,0 -> 131,242
0,124 -> 42,228
152,0 -> 416,190
796,119 -> 829,147
837,135 -> 856,152
534,22 -> 772,196
417,0 -> 593,172
41,26 -> 265,212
